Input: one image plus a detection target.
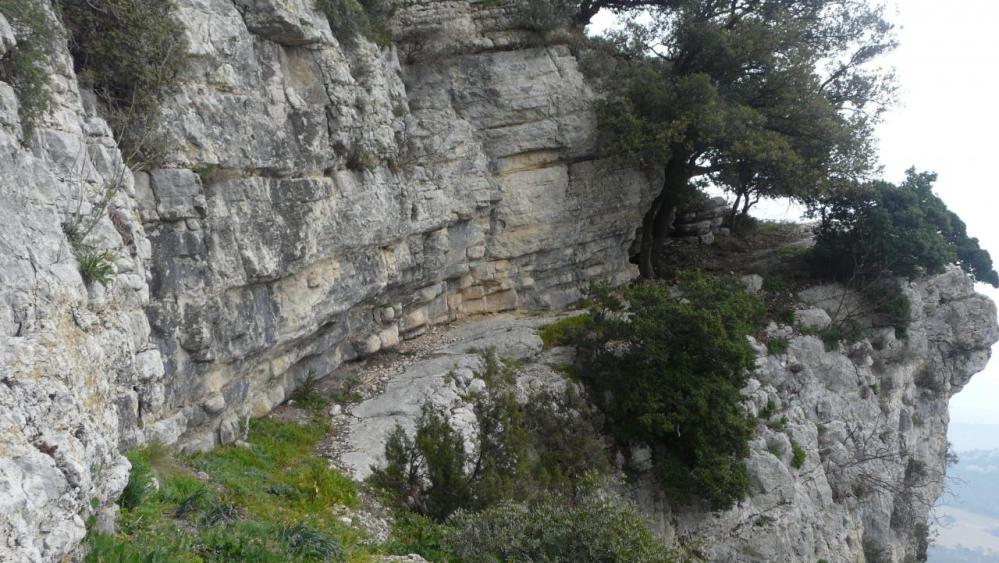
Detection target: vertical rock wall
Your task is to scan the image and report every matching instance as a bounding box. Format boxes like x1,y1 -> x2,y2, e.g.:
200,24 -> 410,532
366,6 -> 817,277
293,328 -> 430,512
137,0 -> 656,450
632,268 -> 999,562
0,6 -> 163,559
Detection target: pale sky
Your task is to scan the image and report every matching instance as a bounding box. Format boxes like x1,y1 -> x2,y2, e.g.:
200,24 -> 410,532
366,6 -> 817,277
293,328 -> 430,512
590,1 -> 999,428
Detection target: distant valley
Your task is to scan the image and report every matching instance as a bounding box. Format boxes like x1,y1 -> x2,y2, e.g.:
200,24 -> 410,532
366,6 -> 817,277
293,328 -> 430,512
930,449 -> 999,562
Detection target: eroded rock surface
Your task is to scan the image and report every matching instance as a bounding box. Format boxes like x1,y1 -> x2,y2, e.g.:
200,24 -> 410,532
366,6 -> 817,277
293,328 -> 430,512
1,1 -> 996,561
330,269 -> 997,563
0,3 -> 161,558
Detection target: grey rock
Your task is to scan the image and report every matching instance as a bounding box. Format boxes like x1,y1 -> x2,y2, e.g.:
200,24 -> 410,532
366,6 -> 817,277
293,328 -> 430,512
0,13 -> 14,59
793,307 -> 833,330
149,169 -> 205,222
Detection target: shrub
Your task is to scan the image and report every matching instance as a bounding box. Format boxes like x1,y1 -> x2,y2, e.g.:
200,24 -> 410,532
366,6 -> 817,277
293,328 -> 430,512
575,272 -> 764,510
382,511 -> 454,561
445,493 -> 679,563
516,0 -> 578,33
811,169 -> 999,287
0,0 -> 55,137
538,314 -> 591,349
767,337 -> 789,356
57,0 -> 189,163
369,358 -> 610,520
862,279 -> 911,338
791,443 -> 806,469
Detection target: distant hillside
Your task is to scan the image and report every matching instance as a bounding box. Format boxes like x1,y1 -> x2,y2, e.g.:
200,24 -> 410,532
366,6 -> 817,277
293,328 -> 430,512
942,449 -> 999,519
930,449 -> 999,562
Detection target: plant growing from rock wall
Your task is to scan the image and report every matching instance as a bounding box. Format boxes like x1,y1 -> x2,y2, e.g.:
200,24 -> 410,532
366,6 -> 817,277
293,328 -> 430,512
60,146 -> 136,287
0,0 -> 56,137
573,272 -> 764,510
57,0 -> 190,166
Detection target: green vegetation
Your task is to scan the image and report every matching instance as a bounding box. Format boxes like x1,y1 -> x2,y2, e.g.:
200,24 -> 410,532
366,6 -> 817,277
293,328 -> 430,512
811,169 -> 999,287
791,443 -> 806,469
367,350 -> 682,561
767,338 -> 789,356
74,245 -> 116,286
87,402 -> 366,562
580,0 -> 896,277
807,169 -> 998,338
517,0 -> 578,33
446,494 -> 681,562
58,0 -> 190,164
0,0 -> 55,136
538,313 -> 590,349
316,0 -> 395,47
369,352 -> 609,521
767,417 -> 788,433
574,272 -> 764,510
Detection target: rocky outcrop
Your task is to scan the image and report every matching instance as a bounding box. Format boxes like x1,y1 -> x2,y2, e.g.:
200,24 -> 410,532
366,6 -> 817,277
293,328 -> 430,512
0,1 -> 652,560
635,268 -> 999,562
138,0 -> 654,452
329,268 -> 998,563
0,3 -> 161,558
0,1 -> 995,561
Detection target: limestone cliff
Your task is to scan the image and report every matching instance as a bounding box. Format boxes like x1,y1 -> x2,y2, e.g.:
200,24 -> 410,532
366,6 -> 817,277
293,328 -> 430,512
0,1 -> 995,562
0,1 -> 653,559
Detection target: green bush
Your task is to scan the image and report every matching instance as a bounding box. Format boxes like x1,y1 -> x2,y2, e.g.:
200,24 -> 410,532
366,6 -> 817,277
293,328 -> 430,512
369,356 -> 610,520
0,0 -> 55,136
57,0 -> 189,163
575,272 -> 764,510
538,314 -> 590,349
791,443 -> 806,469
767,337 -> 789,356
445,493 -> 679,563
516,0 -> 578,33
812,170 -> 999,287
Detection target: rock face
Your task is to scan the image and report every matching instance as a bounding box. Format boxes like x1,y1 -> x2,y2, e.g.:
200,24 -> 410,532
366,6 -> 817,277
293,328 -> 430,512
139,0 -> 654,451
333,270 -> 998,563
0,1 -> 651,560
0,1 -> 995,562
0,3 -> 161,558
633,268 -> 999,562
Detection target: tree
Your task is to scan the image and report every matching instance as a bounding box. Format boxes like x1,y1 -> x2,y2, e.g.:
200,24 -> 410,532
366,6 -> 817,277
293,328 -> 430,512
577,0 -> 896,276
811,169 -> 999,287
576,273 -> 765,509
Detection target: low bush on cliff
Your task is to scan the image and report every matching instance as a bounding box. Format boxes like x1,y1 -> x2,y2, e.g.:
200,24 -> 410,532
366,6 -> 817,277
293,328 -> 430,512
574,272 -> 764,510
810,169 -> 998,338
812,169 -> 999,287
0,0 -> 55,136
87,400 -> 366,562
369,353 -> 610,522
57,0 -> 189,164
446,493 -> 681,563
